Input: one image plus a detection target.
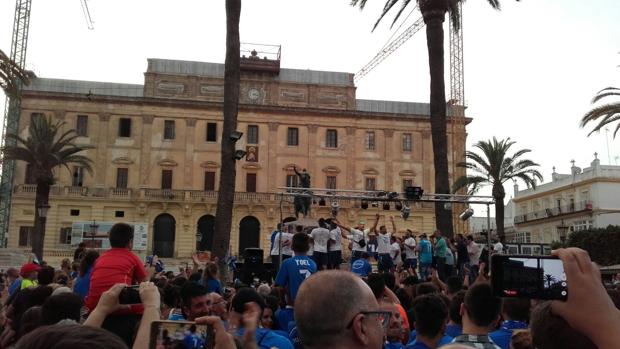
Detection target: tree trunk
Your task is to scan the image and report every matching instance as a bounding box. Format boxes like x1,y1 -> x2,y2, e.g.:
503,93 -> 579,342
212,0 -> 241,281
421,0 -> 454,238
493,182 -> 506,241
32,181 -> 51,262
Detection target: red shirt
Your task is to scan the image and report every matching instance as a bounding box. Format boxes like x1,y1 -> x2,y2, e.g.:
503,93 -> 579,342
85,248 -> 147,313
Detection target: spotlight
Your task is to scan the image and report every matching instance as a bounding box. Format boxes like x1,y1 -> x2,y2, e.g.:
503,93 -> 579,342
459,208 -> 474,221
331,201 -> 340,217
229,130 -> 243,142
387,191 -> 399,200
405,186 -> 424,200
233,149 -> 247,160
383,202 -> 391,210
361,200 -> 369,209
395,201 -> 403,211
318,198 -> 326,206
400,203 -> 411,220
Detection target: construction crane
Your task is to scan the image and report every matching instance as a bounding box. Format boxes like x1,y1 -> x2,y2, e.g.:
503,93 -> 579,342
0,0 -> 94,247
354,6 -> 466,108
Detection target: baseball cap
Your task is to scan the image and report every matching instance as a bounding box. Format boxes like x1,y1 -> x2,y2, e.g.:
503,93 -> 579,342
20,263 -> 41,277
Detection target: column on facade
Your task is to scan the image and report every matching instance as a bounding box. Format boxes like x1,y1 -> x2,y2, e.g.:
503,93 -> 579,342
384,129 -> 394,190
139,115 -> 153,253
267,122 -> 279,191
180,118 -> 197,258
95,113 -> 110,186
421,130 -> 433,191
346,127 -> 356,189
307,124 -> 318,182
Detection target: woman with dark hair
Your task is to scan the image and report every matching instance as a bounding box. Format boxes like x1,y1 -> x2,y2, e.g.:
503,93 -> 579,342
201,262 -> 222,295
73,250 -> 99,299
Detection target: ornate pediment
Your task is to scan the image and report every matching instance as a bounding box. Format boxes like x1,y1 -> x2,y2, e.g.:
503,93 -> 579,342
200,161 -> 220,169
399,170 -> 417,177
242,163 -> 262,171
157,159 -> 178,167
322,166 -> 341,174
112,157 -> 134,165
362,167 -> 379,176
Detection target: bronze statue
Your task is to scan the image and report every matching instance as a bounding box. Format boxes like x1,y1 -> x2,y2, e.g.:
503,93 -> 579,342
293,167 -> 312,218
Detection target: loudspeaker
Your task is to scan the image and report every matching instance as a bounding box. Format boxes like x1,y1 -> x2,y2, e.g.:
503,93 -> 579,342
238,248 -> 269,285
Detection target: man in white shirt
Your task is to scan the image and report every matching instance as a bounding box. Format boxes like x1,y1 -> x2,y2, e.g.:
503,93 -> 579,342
334,219 -> 367,266
326,219 -> 343,270
467,235 -> 482,283
309,218 -> 331,270
389,236 -> 402,268
403,230 -> 418,276
270,224 -> 291,273
281,225 -> 294,260
492,238 -> 504,255
371,214 -> 397,273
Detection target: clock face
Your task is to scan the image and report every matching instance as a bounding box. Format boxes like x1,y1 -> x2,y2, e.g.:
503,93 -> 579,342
248,88 -> 260,101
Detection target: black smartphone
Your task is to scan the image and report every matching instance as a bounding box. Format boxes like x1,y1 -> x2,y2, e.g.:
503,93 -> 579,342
149,320 -> 214,349
491,254 -> 567,300
119,285 -> 142,304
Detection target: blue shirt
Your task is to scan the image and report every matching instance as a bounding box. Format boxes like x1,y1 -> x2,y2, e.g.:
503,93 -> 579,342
205,278 -> 222,294
8,279 -> 21,296
418,239 -> 432,264
408,331 -> 453,347
73,267 -> 93,299
236,327 -> 294,349
275,255 -> 317,302
288,324 -> 303,349
446,324 -> 462,338
385,341 -> 405,349
183,333 -> 204,349
351,258 -> 372,277
275,307 -> 295,332
490,320 -> 528,349
405,340 -> 431,349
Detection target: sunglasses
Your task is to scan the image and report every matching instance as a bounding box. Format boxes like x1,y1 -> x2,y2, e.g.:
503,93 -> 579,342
346,311 -> 392,331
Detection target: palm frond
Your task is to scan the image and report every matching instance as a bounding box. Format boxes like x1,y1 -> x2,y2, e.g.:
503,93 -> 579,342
581,104 -> 620,136
592,87 -> 620,103
452,175 -> 488,194
390,0 -> 413,29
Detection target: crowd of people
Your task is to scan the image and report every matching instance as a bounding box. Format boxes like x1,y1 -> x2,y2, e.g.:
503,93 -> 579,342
0,219 -> 618,349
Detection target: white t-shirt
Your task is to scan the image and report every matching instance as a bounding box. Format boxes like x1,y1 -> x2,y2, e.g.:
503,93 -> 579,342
270,232 -> 286,256
376,233 -> 392,254
281,232 -> 293,256
310,227 -> 331,253
390,242 -> 401,263
350,228 -> 367,252
404,237 -> 417,259
493,242 -> 504,254
329,228 -> 343,251
468,242 -> 482,265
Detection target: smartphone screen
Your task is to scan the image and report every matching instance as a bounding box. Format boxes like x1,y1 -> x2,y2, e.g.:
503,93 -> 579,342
149,320 -> 214,349
491,255 -> 567,300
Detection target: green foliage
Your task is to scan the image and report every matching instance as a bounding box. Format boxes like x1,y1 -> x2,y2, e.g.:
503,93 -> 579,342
567,225 -> 620,266
581,86 -> 620,138
550,240 -> 565,250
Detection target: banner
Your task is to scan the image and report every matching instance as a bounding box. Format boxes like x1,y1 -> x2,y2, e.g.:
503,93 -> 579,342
71,221 -> 148,251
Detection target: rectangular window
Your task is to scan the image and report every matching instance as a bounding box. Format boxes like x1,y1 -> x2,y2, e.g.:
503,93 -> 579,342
30,113 -> 44,125
247,125 -> 259,144
164,120 -> 175,140
402,133 -> 412,152
326,176 -> 337,190
115,211 -> 125,218
402,179 -> 413,191
116,168 -> 128,189
246,173 -> 257,192
18,226 -> 34,247
365,177 -> 376,191
24,164 -> 36,184
287,127 -> 299,146
286,174 -> 298,189
365,131 -> 376,151
204,171 -> 216,191
59,227 -> 72,244
119,118 -> 132,137
72,167 -> 84,187
161,170 -> 173,190
206,122 -> 217,142
70,209 -> 80,216
76,115 -> 88,136
326,129 -> 338,148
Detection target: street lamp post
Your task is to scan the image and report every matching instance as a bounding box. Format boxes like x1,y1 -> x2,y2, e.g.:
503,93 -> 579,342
89,220 -> 99,248
37,202 -> 50,219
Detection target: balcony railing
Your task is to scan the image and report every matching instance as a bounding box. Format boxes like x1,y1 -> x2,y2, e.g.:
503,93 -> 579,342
514,200 -> 593,224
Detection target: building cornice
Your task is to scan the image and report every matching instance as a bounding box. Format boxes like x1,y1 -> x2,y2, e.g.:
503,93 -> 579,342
514,177 -> 620,203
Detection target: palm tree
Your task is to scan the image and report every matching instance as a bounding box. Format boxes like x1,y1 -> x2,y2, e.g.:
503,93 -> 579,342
212,0 -> 241,279
1,116 -> 93,261
581,86 -> 620,138
0,48 -> 34,97
452,137 -> 542,240
544,273 -> 557,288
351,0 -> 512,237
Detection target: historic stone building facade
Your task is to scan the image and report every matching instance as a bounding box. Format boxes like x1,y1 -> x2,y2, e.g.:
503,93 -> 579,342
7,56 -> 468,260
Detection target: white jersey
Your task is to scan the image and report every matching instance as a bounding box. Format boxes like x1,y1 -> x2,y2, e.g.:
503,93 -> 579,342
310,227 -> 331,253
281,232 -> 293,256
493,242 -> 504,254
404,237 -> 417,259
390,242 -> 402,263
376,233 -> 392,254
329,228 -> 343,251
350,228 -> 367,252
270,232 -> 286,256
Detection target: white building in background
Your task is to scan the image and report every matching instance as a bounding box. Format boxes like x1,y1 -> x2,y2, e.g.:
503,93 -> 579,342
512,155 -> 620,244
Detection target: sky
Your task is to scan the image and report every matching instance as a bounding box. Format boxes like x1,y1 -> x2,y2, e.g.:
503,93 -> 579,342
1,0 -> 619,204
